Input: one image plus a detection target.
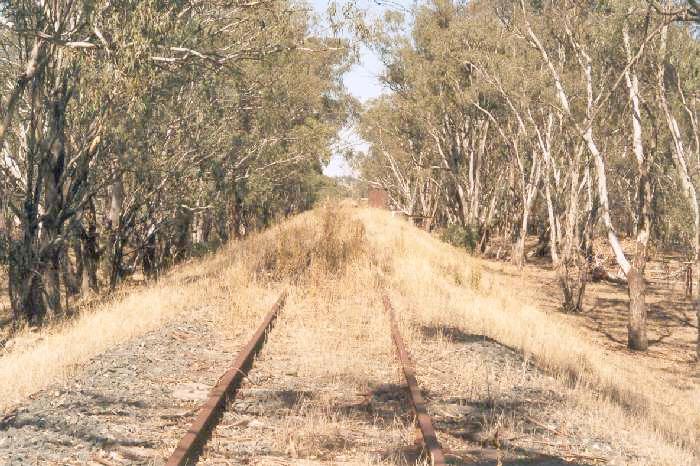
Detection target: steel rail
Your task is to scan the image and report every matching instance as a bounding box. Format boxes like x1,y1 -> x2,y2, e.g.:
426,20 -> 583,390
382,293 -> 446,466
166,290 -> 288,466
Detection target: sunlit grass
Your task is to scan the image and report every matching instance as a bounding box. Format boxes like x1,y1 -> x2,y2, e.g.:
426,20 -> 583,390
0,203 -> 696,465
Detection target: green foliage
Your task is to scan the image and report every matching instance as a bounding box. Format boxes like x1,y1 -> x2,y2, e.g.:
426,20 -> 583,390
441,224 -> 479,253
0,0 -> 355,322
360,0 -> 700,263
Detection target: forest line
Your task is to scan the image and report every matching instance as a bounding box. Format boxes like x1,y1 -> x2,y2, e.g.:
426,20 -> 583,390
357,0 -> 700,355
0,0 -> 358,324
1,0 -> 699,360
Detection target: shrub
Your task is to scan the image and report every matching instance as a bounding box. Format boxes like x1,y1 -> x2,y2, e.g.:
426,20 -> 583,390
441,223 -> 479,252
250,206 -> 366,283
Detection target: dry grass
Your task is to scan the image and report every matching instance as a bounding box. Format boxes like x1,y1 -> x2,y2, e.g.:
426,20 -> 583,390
1,203 -> 697,465
0,223 -> 287,414
262,284 -> 405,462
0,204 -> 366,416
358,208 -> 699,465
209,204 -> 697,464
248,206 -> 367,284
200,204 -> 421,464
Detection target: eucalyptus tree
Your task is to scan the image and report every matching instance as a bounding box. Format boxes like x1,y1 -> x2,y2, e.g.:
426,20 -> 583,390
0,0 -> 353,324
360,0 -> 700,353
359,96 -> 441,222
653,6 -> 700,358
362,3 -> 515,244
510,0 -> 681,350
95,1 -> 352,286
0,0 -> 111,321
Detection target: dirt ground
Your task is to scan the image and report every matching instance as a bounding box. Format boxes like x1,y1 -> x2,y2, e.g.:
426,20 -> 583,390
482,249 -> 700,395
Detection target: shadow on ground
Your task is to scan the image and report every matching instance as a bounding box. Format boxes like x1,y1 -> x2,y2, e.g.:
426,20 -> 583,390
416,323 -> 602,466
0,389 -> 157,450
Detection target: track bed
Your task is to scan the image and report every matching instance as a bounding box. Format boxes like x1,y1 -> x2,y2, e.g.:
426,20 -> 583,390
0,319 -> 253,465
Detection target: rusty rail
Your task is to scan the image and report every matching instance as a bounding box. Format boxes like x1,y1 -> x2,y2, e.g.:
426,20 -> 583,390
382,293 -> 446,466
166,291 -> 288,466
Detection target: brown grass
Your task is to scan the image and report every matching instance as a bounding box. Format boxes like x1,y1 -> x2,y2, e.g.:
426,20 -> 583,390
0,203 -> 697,465
359,208 -> 698,464
248,206 -> 367,284
0,224 -> 288,413
201,205 -> 417,464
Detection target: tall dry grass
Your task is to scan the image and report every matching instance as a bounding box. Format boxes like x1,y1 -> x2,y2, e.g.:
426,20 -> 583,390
0,221 -> 292,413
248,206 -> 367,284
357,208 -> 699,464
201,205 -> 415,464
227,204 -> 698,464
1,203 -> 697,465
0,205 -> 365,414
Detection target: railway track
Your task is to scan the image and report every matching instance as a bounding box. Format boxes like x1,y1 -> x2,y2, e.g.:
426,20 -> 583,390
165,290 -> 446,466
166,291 -> 288,466
383,294 -> 446,466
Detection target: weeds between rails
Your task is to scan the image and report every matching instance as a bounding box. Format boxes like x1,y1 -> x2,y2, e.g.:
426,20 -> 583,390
166,290 -> 446,465
4,205 -> 696,464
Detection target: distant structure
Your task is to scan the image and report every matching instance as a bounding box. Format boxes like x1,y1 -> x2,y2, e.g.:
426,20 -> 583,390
368,187 -> 389,209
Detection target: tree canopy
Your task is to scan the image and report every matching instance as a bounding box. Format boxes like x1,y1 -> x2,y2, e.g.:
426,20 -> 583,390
358,0 -> 700,354
0,0 -> 354,323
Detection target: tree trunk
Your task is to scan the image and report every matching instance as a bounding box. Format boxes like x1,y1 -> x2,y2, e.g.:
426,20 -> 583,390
0,39 -> 45,149
143,225 -> 158,281
543,163 -> 586,313
81,200 -> 100,293
215,208 -> 229,243
623,24 -> 652,351
174,207 -> 193,262
61,240 -> 80,297
38,80 -> 72,318
8,233 -> 45,324
228,188 -> 243,239
656,24 -> 700,360
512,211 -> 528,268
71,230 -> 84,293
7,189 -> 45,323
106,167 -> 125,289
42,254 -> 62,317
512,176 -> 540,267
627,267 -> 648,350
108,238 -> 125,290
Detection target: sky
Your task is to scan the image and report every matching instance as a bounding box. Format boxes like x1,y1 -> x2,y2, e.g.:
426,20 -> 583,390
310,0 -> 393,177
